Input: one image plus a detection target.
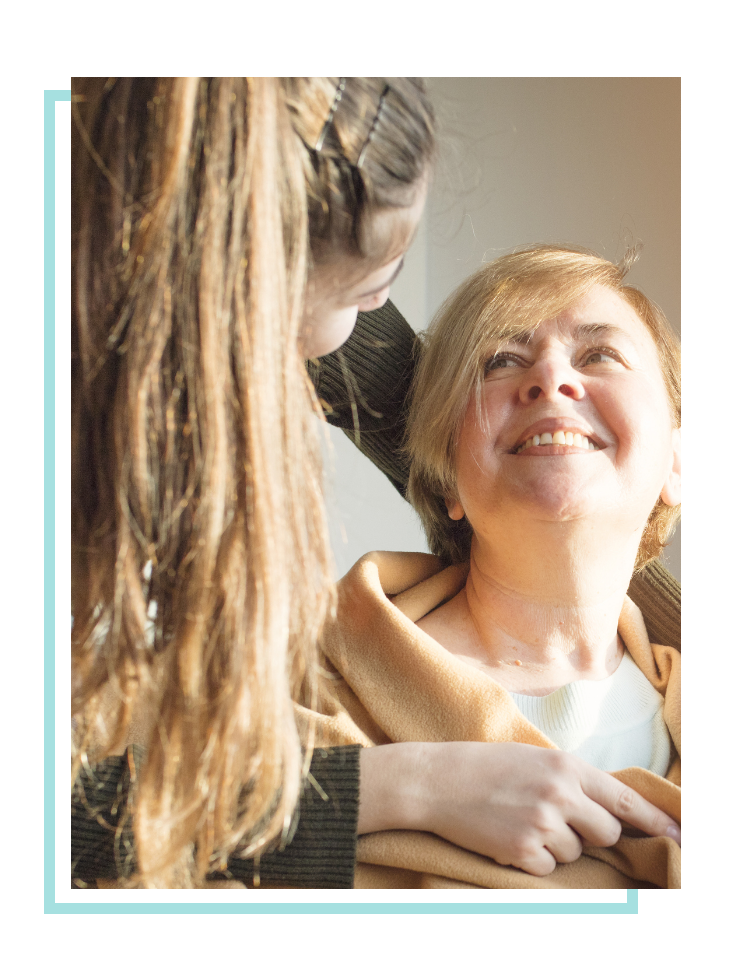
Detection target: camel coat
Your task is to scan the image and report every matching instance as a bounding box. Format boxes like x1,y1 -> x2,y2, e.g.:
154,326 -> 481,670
299,551 -> 681,889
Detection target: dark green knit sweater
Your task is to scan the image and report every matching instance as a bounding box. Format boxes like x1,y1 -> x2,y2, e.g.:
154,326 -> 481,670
72,299 -> 680,889
72,745 -> 360,889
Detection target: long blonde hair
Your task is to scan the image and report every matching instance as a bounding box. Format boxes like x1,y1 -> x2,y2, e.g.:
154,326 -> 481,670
407,245 -> 680,571
71,77 -> 434,886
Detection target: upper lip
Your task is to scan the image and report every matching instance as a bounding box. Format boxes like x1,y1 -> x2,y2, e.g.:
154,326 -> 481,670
510,417 -> 605,451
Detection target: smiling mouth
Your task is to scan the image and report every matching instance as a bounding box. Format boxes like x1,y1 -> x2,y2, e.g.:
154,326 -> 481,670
511,429 -> 603,454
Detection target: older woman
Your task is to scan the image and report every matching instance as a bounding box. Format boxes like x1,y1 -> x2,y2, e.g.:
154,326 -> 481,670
303,245 -> 680,888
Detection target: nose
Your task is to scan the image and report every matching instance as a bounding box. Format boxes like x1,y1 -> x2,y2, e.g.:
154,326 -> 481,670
357,286 -> 391,314
519,353 -> 585,405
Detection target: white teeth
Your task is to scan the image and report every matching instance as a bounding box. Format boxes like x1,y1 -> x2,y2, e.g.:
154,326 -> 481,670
516,430 -> 600,452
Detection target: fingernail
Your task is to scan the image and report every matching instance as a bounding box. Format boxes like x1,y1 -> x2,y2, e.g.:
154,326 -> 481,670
666,825 -> 681,846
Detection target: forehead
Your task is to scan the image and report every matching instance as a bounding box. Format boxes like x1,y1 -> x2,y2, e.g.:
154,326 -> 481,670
540,285 -> 651,345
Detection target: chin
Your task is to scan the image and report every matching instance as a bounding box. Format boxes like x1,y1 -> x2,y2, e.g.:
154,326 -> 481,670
308,322 -> 358,359
301,338 -> 335,359
511,479 -> 610,522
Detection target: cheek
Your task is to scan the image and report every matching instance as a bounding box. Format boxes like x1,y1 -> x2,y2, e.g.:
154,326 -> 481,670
599,378 -> 675,501
459,388 -> 512,461
453,401 -> 504,504
605,378 -> 672,454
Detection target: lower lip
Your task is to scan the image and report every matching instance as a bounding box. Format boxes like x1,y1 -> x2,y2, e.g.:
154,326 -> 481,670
511,445 -> 600,456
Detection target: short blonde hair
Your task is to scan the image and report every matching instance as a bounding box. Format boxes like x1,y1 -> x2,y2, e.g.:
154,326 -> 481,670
407,245 -> 681,571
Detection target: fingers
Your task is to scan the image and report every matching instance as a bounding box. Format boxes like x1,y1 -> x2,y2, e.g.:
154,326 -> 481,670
399,741 -> 680,884
508,822 -> 583,877
567,795 -> 623,849
544,826 -> 584,866
512,845 -> 557,878
580,765 -> 681,846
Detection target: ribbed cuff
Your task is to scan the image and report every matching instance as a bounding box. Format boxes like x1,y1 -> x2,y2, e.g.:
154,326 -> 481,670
71,744 -> 361,889
71,745 -> 141,886
226,745 -> 361,889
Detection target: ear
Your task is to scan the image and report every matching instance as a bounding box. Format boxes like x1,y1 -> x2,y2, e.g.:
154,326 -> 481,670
660,428 -> 681,507
445,497 -> 465,521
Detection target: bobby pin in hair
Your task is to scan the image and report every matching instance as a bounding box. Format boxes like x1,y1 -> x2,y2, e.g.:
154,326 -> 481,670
314,78 -> 347,153
356,84 -> 391,169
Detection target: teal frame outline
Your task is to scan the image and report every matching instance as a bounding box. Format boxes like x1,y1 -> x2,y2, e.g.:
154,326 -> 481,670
46,88 -> 637,915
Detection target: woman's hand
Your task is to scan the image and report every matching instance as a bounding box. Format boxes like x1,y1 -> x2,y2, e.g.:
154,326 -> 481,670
358,741 -> 680,877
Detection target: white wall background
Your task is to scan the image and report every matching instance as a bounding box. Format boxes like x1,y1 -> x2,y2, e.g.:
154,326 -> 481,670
324,78 -> 680,582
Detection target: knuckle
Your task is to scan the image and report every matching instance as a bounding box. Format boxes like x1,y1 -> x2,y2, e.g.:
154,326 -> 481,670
509,835 -> 540,866
613,786 -> 637,818
528,804 -> 565,843
537,780 -> 569,809
546,750 -> 571,774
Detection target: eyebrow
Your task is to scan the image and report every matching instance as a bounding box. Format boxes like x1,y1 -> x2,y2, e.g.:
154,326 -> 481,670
355,257 -> 405,299
501,321 -> 632,346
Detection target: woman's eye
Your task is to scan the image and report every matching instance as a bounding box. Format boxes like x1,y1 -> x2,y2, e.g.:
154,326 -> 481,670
582,349 -> 619,366
485,354 -> 519,372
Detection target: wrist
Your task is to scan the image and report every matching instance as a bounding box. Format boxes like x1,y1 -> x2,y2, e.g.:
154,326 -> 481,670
357,742 -> 437,835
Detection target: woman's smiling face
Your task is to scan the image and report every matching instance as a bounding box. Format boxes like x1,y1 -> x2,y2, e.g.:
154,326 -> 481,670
447,284 -> 681,539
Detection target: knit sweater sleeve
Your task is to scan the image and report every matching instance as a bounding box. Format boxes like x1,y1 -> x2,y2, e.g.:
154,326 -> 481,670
309,299 -> 681,651
72,744 -> 360,889
307,299 -> 416,497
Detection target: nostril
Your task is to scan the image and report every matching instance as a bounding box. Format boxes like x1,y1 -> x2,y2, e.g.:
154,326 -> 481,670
558,384 -> 576,397
528,386 -> 542,400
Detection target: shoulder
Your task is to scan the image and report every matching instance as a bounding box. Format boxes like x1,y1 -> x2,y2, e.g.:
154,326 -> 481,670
341,550 -> 442,594
415,587 -> 471,643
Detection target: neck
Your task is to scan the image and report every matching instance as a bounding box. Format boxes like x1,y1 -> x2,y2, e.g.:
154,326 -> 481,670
459,516 -> 640,693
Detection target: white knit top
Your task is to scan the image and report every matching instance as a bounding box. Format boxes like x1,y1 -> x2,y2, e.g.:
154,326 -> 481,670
510,651 -> 672,776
